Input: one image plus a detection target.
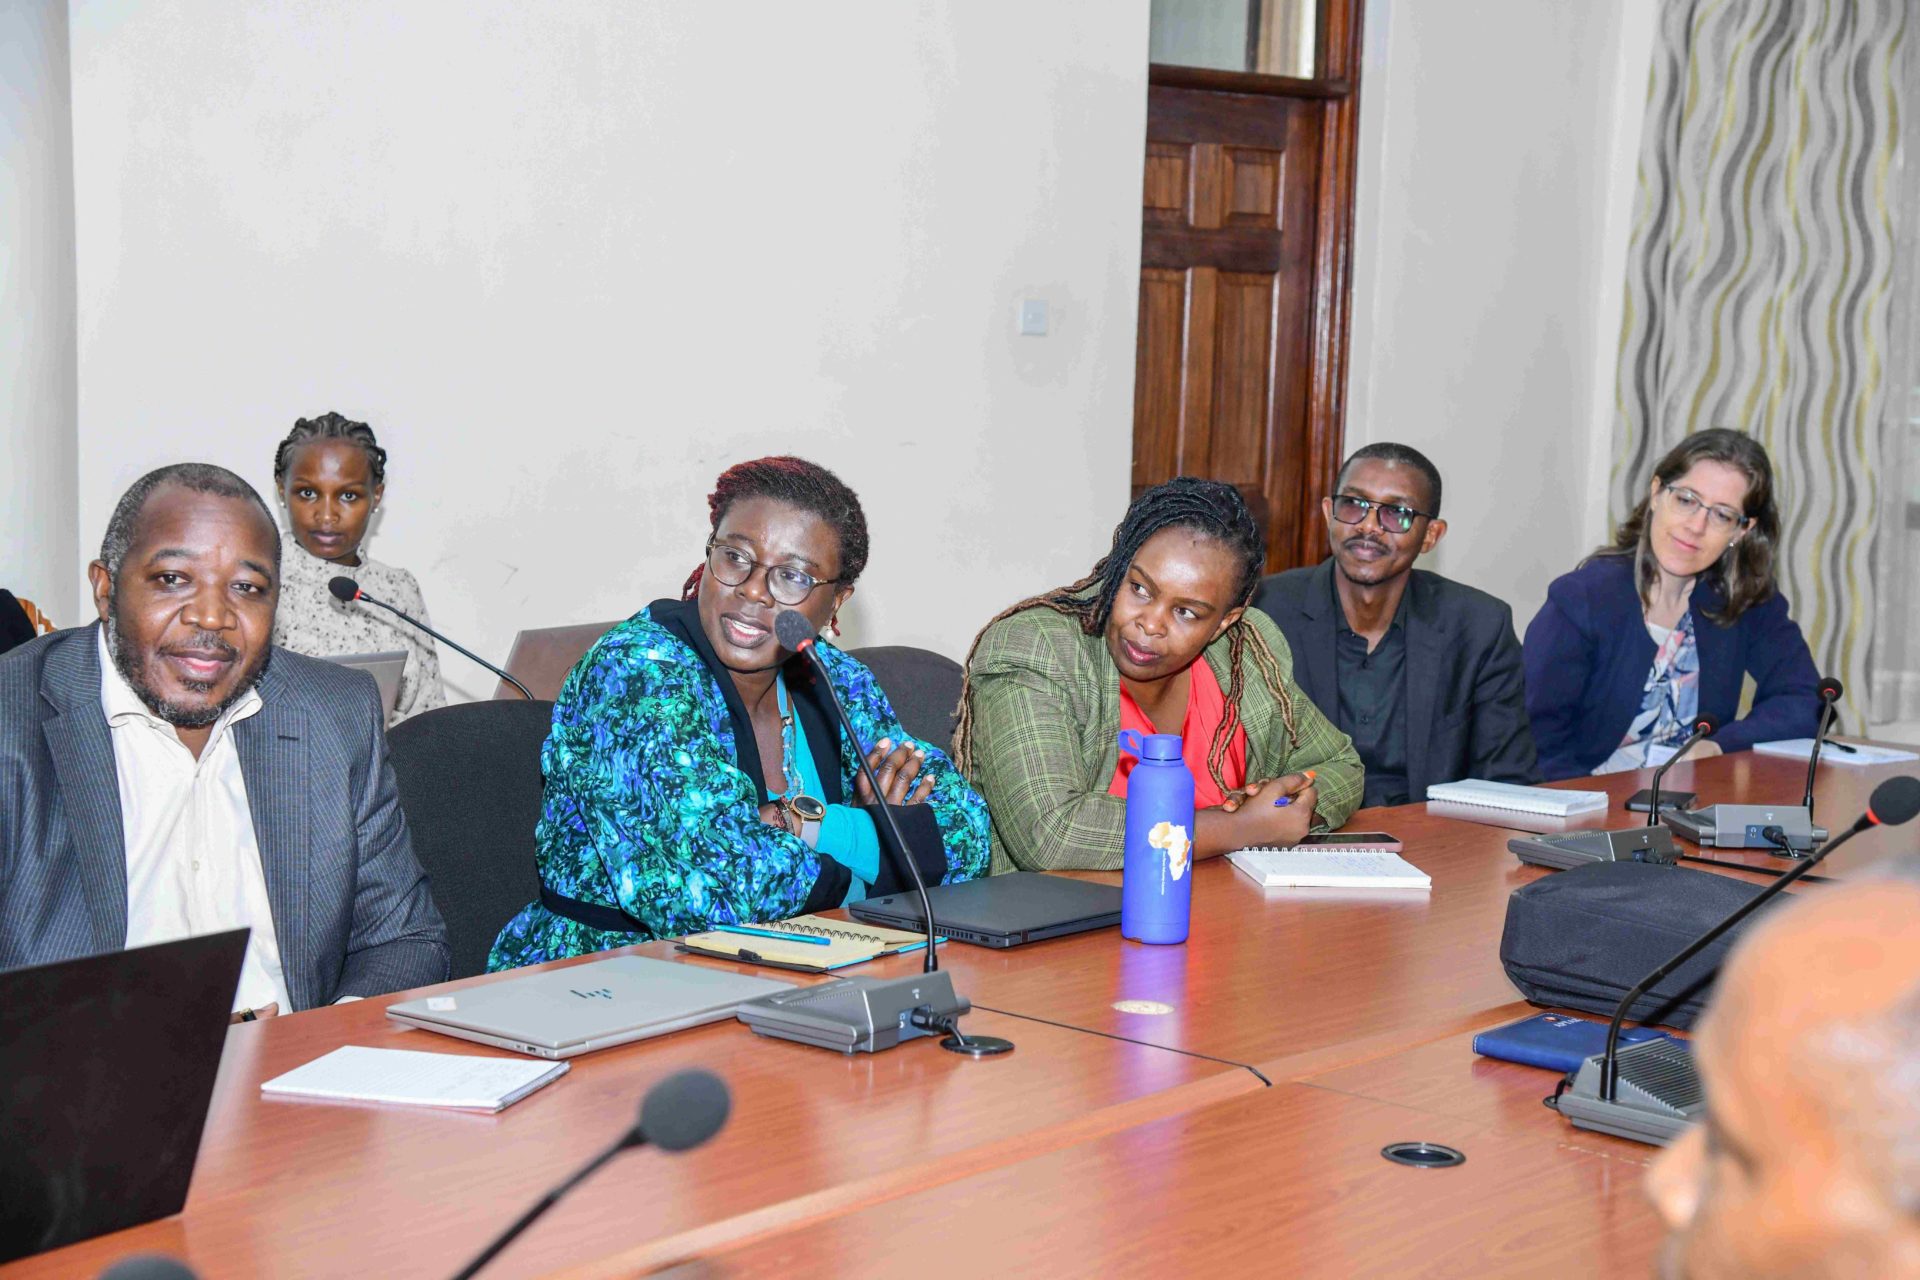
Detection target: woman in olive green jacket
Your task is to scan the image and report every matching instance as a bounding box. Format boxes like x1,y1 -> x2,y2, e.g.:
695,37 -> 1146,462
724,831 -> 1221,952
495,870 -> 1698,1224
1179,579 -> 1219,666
957,478 -> 1364,873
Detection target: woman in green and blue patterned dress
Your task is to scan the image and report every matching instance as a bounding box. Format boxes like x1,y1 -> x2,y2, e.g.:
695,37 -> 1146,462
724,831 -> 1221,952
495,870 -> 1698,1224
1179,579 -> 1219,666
488,457 -> 990,970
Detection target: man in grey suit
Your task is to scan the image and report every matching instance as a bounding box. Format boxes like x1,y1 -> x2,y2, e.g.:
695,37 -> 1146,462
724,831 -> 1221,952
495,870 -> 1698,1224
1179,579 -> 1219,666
0,463 -> 448,1015
1253,443 -> 1537,808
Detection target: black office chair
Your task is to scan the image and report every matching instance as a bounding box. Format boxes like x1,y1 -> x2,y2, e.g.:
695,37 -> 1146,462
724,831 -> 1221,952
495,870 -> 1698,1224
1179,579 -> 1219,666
850,645 -> 964,755
388,699 -> 553,979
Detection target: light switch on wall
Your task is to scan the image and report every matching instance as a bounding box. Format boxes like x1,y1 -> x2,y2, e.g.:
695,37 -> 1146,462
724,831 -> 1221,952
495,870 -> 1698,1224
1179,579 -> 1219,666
1018,298 -> 1050,336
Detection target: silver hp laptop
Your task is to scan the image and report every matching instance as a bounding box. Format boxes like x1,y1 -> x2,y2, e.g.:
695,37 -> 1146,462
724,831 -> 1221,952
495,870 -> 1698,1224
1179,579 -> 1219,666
323,650 -> 406,720
387,956 -> 795,1059
849,872 -> 1122,949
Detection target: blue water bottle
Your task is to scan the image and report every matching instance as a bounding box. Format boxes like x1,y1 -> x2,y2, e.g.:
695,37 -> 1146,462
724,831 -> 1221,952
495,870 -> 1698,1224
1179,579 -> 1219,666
1118,729 -> 1196,945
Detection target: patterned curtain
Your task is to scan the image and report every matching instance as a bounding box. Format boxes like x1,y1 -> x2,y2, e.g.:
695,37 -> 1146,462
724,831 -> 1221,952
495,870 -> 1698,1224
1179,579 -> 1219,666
1876,22 -> 1920,727
1612,0 -> 1908,728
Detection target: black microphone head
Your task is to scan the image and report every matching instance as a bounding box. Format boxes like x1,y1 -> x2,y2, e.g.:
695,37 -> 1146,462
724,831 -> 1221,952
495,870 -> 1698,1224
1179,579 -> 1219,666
773,609 -> 817,653
1867,776 -> 1920,828
638,1069 -> 730,1152
327,576 -> 360,603
1818,676 -> 1844,701
1692,712 -> 1721,736
98,1258 -> 200,1280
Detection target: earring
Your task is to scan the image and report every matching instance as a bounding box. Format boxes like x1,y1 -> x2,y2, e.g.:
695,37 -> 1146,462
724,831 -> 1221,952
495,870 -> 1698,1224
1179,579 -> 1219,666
829,614 -> 842,638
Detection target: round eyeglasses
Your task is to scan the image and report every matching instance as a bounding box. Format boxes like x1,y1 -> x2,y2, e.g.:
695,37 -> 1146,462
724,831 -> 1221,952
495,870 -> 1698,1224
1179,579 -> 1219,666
704,540 -> 843,605
1330,494 -> 1433,535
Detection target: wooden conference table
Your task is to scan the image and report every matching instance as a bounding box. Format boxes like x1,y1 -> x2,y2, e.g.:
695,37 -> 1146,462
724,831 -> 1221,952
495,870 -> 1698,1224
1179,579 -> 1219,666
8,748 -> 1914,1279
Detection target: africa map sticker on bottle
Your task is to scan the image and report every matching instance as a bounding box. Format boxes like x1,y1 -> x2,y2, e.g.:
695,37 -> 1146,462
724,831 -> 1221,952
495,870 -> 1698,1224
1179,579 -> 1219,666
1149,820 -> 1191,881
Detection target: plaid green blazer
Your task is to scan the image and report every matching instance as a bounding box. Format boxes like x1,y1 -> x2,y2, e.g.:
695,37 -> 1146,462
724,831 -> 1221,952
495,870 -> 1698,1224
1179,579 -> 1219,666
966,603 -> 1364,872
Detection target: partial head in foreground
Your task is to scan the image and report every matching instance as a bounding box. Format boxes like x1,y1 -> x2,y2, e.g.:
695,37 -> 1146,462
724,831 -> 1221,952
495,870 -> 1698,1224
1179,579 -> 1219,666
273,411 -> 388,566
682,456 -> 866,677
1323,442 -> 1446,587
90,463 -> 281,730
1647,865 -> 1920,1278
956,476 -> 1298,791
1604,428 -> 1781,622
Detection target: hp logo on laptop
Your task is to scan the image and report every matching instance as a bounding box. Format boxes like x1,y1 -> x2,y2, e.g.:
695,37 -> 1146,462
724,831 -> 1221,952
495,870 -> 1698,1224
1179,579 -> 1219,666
569,987 -> 614,1000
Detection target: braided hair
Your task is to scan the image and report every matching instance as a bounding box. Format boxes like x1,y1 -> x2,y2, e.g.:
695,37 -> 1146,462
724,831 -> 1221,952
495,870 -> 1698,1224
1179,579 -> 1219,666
954,477 -> 1300,796
682,456 -> 871,598
272,411 -> 388,488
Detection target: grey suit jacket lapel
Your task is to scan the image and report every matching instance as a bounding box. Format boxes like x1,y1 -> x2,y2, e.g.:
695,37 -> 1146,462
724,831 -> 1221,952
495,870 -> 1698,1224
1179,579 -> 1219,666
1292,560 -> 1340,712
235,662 -> 313,1010
40,625 -> 129,953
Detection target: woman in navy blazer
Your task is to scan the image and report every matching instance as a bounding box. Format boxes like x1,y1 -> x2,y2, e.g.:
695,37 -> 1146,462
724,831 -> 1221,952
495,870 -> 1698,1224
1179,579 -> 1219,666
1524,430 -> 1819,781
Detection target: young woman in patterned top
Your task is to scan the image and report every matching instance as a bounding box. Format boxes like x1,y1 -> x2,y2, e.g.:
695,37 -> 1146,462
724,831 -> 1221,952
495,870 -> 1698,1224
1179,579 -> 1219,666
269,411 -> 446,724
488,456 -> 990,970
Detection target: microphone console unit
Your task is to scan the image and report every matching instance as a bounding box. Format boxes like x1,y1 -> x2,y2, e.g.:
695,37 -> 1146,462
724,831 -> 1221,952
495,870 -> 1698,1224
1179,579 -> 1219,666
736,973 -> 972,1054
1513,714 -> 1712,871
1662,804 -> 1826,852
1508,826 -> 1680,871
1556,1038 -> 1702,1144
1657,683 -> 1844,855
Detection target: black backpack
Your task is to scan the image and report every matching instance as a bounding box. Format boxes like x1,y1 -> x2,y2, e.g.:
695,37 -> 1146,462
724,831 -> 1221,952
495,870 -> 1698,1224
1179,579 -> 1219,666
1498,860 -> 1779,1029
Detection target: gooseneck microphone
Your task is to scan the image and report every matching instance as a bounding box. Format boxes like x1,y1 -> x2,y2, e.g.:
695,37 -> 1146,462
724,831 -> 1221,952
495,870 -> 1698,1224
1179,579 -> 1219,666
1799,676 -> 1845,818
449,1070 -> 730,1280
1644,713 -> 1720,826
1558,775 -> 1920,1145
774,609 -> 940,975
328,576 -> 533,700
769,609 -> 1011,1058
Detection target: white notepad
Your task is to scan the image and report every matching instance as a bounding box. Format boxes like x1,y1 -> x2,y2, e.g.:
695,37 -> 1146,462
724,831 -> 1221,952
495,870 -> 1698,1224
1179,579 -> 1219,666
1754,738 -> 1919,766
262,1046 -> 570,1113
1229,847 -> 1432,889
1425,779 -> 1609,817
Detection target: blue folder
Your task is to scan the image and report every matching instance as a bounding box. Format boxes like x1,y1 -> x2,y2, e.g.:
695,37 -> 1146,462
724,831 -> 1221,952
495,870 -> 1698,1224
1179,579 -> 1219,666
1472,1012 -> 1684,1073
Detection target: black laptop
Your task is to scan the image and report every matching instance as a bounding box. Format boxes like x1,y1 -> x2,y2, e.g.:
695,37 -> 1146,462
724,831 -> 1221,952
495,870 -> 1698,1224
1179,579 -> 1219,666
0,929 -> 247,1263
849,872 -> 1122,948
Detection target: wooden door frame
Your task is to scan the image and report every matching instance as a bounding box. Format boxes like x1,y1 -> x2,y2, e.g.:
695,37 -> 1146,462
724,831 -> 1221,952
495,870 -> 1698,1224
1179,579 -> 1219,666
1145,0 -> 1365,570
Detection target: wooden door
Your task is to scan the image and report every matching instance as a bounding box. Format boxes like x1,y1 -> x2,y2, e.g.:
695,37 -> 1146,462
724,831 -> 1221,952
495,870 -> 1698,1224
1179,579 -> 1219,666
1131,5 -> 1363,571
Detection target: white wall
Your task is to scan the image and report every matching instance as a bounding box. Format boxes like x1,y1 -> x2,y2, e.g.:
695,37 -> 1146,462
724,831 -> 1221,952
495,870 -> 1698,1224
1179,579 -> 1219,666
1345,0 -> 1658,631
0,0 -> 80,625
69,1 -> 1150,696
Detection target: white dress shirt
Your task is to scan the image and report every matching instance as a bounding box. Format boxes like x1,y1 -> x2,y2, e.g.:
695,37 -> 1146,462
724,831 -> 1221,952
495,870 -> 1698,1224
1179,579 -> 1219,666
98,629 -> 289,1013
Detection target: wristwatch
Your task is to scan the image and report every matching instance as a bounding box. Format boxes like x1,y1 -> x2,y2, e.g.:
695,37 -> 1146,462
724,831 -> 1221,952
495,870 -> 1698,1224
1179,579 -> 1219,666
781,794 -> 827,846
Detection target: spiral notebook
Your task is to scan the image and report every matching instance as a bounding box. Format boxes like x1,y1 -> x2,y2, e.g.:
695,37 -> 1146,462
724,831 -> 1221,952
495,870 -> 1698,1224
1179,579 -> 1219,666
677,915 -> 933,973
1426,779 -> 1609,817
1228,847 -> 1431,889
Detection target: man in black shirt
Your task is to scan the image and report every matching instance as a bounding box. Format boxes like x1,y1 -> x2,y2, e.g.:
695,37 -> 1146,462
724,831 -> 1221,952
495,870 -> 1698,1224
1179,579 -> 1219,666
1253,443 -> 1537,806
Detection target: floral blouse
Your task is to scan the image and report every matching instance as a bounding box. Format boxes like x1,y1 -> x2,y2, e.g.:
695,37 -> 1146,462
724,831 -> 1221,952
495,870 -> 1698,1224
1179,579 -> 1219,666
487,601 -> 991,971
272,541 -> 446,725
1597,611 -> 1701,774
